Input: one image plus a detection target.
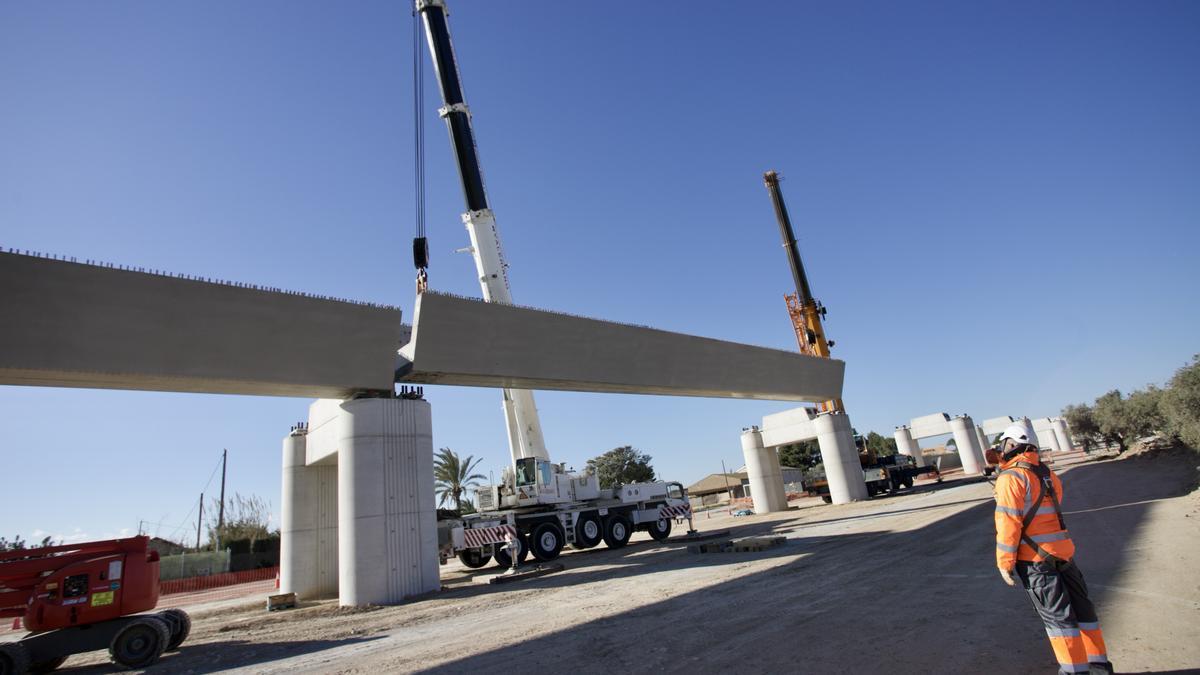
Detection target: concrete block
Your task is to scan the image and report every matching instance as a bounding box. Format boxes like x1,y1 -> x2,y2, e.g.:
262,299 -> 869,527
980,416 -> 1016,436
909,413 -> 952,439
759,406 -> 820,447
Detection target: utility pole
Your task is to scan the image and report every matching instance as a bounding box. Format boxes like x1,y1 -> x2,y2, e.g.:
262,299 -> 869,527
195,492 -> 204,550
217,449 -> 227,549
720,459 -> 733,507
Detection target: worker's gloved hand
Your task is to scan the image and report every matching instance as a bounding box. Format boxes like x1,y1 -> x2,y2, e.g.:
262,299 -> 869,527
999,568 -> 1016,587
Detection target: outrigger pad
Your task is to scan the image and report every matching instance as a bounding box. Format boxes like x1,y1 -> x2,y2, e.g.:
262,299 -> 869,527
398,292 -> 845,402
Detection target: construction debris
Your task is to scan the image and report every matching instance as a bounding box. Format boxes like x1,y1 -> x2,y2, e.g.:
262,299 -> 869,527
687,536 -> 787,554
480,563 -> 566,585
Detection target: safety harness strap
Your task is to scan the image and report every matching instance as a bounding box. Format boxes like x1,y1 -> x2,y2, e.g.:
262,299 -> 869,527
1014,461 -> 1067,563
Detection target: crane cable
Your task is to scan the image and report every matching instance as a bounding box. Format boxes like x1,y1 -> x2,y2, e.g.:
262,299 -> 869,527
412,7 -> 429,292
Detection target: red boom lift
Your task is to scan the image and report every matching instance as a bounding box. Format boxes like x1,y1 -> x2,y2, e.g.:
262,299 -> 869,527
0,536 -> 189,673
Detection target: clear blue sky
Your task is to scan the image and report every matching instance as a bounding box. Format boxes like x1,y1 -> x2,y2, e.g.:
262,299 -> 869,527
2,2 -> 1197,546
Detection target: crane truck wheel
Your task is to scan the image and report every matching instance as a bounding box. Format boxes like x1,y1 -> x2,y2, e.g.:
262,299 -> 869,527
0,642 -> 32,675
530,522 -> 565,561
602,514 -> 633,549
646,517 -> 672,541
109,615 -> 169,669
457,548 -> 492,569
571,512 -> 603,549
158,608 -> 192,651
492,532 -> 528,568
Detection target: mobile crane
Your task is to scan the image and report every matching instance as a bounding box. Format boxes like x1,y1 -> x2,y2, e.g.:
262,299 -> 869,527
764,171 -> 937,499
414,1 -> 692,568
0,536 -> 189,673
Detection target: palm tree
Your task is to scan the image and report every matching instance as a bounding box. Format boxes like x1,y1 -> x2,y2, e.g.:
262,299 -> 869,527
434,448 -> 487,512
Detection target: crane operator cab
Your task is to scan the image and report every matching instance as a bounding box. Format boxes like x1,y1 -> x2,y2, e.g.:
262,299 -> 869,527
513,457 -> 573,505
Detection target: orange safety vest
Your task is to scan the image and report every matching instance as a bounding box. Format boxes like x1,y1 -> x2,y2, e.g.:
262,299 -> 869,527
993,450 -> 1075,569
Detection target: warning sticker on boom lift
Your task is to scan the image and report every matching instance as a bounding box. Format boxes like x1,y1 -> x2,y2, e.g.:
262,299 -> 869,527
90,591 -> 114,607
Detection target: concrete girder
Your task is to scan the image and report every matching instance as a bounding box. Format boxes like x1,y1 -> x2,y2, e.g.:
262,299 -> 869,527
0,252 -> 406,398
398,292 -> 846,402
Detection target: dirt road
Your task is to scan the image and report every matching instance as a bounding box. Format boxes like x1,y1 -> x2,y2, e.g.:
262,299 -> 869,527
57,449 -> 1200,673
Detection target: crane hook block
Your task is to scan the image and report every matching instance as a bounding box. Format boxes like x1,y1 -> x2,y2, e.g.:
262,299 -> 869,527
413,237 -> 430,270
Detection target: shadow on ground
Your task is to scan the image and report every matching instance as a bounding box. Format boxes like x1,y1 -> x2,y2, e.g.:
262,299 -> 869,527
58,636 -> 385,673
423,452 -> 1195,674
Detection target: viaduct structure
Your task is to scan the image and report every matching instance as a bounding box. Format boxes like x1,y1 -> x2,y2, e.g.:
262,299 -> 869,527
1,250 -> 846,606
740,409 -> 1078,515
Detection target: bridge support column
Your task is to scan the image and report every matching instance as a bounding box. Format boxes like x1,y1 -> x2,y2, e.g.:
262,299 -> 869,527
1052,418 -> 1075,452
815,413 -> 868,504
741,427 -> 788,513
337,397 -> 439,607
949,415 -> 985,475
894,426 -> 925,467
280,428 -> 338,600
975,426 -> 991,457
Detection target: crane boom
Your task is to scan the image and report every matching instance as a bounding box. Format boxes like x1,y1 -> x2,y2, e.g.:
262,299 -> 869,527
763,170 -> 843,413
416,0 -> 549,461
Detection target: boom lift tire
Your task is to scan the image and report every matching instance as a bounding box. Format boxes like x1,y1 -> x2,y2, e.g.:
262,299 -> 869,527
602,514 -> 633,549
108,616 -> 169,669
492,531 -> 528,568
0,642 -> 31,675
646,517 -> 672,541
457,548 -> 492,569
571,512 -> 602,550
158,609 -> 191,651
530,522 -> 565,562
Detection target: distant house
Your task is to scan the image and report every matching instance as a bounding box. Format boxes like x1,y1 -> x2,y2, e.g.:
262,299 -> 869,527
734,464 -> 807,493
147,537 -> 187,556
686,473 -> 747,508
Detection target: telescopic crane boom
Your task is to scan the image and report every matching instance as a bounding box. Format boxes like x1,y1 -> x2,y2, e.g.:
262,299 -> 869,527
415,0 -> 549,462
763,170 -> 844,413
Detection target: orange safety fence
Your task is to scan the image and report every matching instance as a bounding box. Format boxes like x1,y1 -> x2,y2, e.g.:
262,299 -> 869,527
159,565 -> 278,597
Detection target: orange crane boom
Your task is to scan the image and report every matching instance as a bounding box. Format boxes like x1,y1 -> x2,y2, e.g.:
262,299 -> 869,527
763,170 -> 843,413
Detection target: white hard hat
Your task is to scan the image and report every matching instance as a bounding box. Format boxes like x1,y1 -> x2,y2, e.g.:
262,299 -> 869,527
999,423 -> 1038,448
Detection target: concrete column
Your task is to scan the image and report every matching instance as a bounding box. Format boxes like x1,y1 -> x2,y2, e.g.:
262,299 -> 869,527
1052,418 -> 1075,452
1040,425 -> 1062,453
337,397 -> 440,606
894,426 -> 925,467
740,427 -> 788,514
280,429 -> 338,600
949,415 -> 986,475
814,413 -> 868,504
975,426 -> 991,457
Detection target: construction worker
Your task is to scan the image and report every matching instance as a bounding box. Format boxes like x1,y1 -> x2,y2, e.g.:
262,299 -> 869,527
993,423 -> 1112,675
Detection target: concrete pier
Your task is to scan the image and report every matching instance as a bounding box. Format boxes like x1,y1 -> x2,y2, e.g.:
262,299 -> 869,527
741,427 -> 787,514
280,429 -> 338,600
1052,418 -> 1075,452
282,397 -> 440,607
975,426 -> 991,457
332,398 -> 439,607
894,426 -> 925,467
948,415 -> 985,475
815,413 -> 869,504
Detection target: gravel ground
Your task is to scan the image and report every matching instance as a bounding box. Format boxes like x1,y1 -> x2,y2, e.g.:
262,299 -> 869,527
38,448 -> 1200,673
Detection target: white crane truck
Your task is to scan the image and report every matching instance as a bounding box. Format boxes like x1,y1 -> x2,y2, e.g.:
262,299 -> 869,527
442,459 -> 692,568
413,0 -> 693,569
